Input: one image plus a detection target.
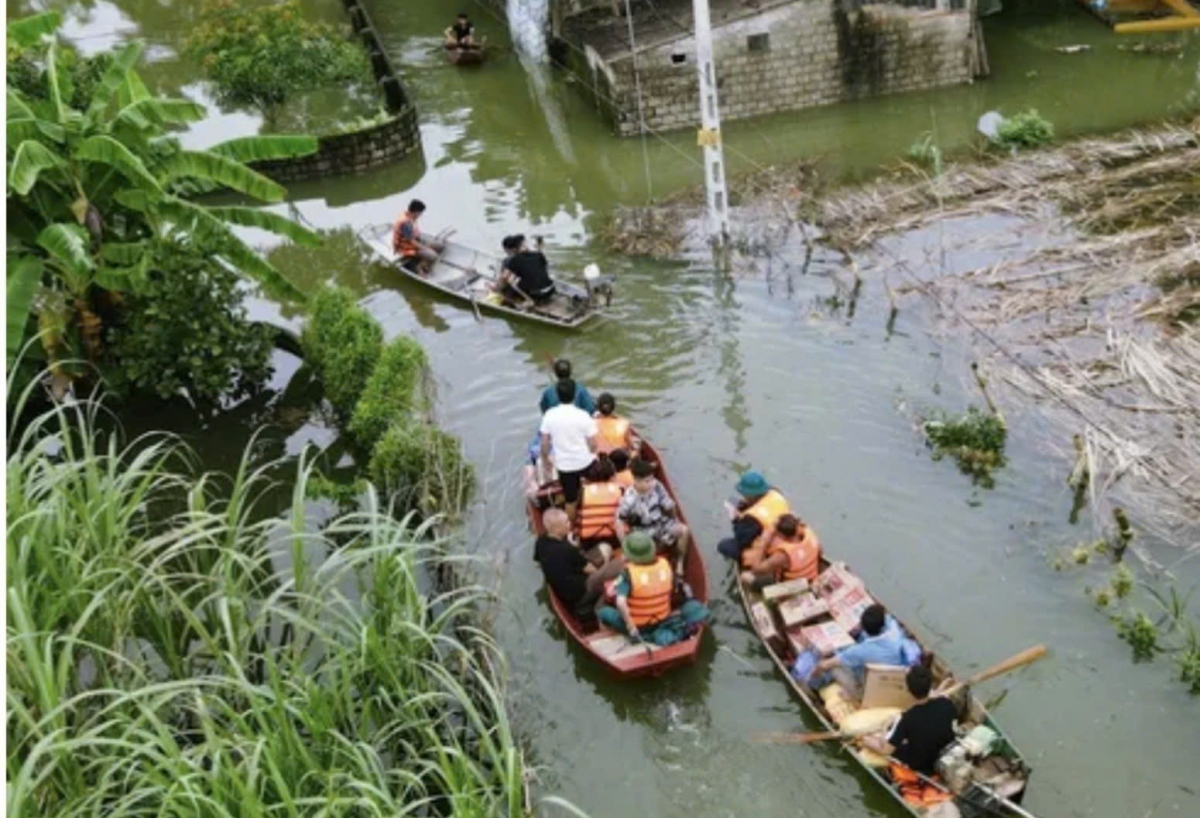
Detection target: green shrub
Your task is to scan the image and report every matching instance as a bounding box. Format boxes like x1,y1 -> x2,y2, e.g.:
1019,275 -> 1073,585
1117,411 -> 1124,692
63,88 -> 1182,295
348,335 -> 428,449
994,109 -> 1054,150
1115,610 -> 1160,662
104,241 -> 275,402
185,0 -> 373,109
302,287 -> 383,417
923,406 -> 1007,487
368,420 -> 474,518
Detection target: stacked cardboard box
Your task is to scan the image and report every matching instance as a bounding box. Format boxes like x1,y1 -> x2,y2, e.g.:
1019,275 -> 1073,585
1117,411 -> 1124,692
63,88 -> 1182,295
762,577 -> 810,603
799,620 -> 855,655
750,601 -> 781,647
778,592 -> 830,628
828,584 -> 875,635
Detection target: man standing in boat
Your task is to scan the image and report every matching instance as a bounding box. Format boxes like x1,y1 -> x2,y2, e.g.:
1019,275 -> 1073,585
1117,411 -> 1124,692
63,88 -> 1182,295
444,12 -> 475,49
498,234 -> 557,305
392,199 -> 443,273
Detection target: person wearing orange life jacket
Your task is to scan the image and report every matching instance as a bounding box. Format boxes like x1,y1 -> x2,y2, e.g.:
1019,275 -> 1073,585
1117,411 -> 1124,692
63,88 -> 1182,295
392,199 -> 444,273
577,458 -> 623,542
740,513 -> 820,588
596,532 -> 673,639
593,392 -> 640,456
608,448 -> 635,490
717,470 -> 791,566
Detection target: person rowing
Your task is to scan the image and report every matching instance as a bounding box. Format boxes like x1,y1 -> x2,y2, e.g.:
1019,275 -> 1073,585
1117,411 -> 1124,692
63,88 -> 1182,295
444,11 -> 476,49
499,234 -> 556,305
392,199 -> 444,273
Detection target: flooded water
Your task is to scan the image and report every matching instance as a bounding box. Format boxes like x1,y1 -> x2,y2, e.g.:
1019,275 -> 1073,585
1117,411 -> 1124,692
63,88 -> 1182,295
17,0 -> 1200,815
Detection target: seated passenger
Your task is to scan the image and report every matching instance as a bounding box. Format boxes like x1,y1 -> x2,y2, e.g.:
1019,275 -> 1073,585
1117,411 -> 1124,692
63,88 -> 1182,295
534,508 -> 624,620
597,532 -> 673,640
593,392 -> 640,455
739,513 -> 820,588
499,234 -> 556,305
615,459 -> 690,577
578,459 -> 623,543
608,448 -> 634,489
810,604 -> 905,702
860,665 -> 958,777
540,358 -> 595,415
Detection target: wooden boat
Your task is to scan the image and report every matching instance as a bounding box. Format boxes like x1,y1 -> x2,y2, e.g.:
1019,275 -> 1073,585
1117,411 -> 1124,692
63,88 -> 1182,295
738,553 -> 1036,817
526,437 -> 709,678
444,41 -> 487,66
360,226 -> 608,330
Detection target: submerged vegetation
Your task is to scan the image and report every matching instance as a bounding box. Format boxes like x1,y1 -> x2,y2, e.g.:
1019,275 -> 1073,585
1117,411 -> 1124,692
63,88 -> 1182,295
922,406 -> 1008,488
186,0 -> 374,110
6,399 -> 532,816
993,109 -> 1055,150
303,287 -> 474,520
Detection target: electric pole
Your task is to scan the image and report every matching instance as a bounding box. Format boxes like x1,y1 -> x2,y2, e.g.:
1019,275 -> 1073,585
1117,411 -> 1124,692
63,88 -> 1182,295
692,0 -> 730,247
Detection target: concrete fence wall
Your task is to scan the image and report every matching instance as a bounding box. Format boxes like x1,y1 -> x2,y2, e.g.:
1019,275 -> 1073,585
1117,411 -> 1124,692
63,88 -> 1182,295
251,0 -> 421,183
572,1 -> 974,136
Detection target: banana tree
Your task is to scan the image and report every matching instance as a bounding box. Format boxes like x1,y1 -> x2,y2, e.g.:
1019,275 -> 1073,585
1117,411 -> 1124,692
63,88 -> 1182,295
6,20 -> 321,375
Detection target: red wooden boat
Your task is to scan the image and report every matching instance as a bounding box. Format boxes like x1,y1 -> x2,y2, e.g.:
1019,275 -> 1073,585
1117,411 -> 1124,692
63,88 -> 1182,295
526,436 -> 709,678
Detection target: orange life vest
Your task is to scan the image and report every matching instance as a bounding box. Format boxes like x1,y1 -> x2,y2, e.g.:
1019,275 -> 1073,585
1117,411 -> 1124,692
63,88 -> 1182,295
578,481 -> 622,540
888,763 -> 953,808
614,469 -> 634,489
595,415 -> 631,454
626,558 -> 673,627
392,212 -> 420,257
738,489 -> 791,568
766,528 -> 820,582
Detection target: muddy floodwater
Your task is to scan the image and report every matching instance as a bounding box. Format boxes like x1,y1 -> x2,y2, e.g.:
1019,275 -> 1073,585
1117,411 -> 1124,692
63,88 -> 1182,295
19,0 -> 1200,814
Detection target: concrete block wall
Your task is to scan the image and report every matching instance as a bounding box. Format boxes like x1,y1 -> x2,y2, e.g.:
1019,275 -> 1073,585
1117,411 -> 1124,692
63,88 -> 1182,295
583,1 -> 973,136
251,0 -> 422,184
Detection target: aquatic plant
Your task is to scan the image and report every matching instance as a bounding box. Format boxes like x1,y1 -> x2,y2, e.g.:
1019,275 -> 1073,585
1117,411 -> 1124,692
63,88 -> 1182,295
993,109 -> 1055,150
1114,610 -> 1160,662
301,287 -> 383,417
186,0 -> 374,110
6,397 -> 531,816
908,132 -> 944,177
922,406 -> 1007,487
369,419 -> 475,520
349,335 -> 429,449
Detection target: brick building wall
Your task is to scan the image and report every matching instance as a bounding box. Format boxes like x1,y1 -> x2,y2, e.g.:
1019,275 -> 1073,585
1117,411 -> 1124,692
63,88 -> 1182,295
571,1 -> 975,136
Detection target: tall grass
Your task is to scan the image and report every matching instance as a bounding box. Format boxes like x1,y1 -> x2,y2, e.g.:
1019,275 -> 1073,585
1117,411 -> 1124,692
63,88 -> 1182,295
6,399 -> 533,817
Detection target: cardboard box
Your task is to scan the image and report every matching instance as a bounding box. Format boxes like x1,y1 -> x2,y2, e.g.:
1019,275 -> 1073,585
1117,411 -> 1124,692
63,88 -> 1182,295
749,601 -> 780,645
785,626 -> 808,657
816,562 -> 864,598
799,620 -> 855,656
762,577 -> 810,603
778,592 -> 829,628
828,585 -> 875,635
861,664 -> 917,709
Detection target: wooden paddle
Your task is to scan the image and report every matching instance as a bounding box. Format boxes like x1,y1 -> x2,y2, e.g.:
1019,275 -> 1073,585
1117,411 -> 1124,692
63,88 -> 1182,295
757,644 -> 1048,746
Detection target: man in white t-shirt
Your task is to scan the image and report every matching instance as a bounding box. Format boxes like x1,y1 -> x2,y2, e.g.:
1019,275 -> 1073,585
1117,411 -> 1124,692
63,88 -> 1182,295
539,378 -> 599,522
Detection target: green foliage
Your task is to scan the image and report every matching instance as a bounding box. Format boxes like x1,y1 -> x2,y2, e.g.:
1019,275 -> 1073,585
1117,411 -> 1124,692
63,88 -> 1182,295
6,400 -> 537,815
369,419 -> 475,519
301,287 -> 383,417
1111,564 -> 1135,600
103,240 -> 275,402
923,406 -> 1007,488
348,336 -> 428,449
1179,639 -> 1200,695
908,132 -> 943,177
1115,610 -> 1160,662
994,109 -> 1055,150
6,15 -> 317,391
185,0 -> 373,110
305,472 -> 369,512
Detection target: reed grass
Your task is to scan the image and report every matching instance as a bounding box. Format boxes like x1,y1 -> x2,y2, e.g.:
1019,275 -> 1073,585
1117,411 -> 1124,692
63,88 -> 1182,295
6,398 -> 539,817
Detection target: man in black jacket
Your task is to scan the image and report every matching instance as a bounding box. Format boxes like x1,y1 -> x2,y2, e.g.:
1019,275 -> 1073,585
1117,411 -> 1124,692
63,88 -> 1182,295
499,234 -> 556,304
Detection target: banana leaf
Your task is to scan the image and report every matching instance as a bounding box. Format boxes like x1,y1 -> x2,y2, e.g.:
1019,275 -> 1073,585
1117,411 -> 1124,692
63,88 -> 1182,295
206,206 -> 321,246
73,134 -> 163,193
114,98 -> 206,130
160,151 -> 285,202
6,255 -> 44,370
36,223 -> 93,283
86,41 -> 145,120
8,141 -> 65,195
6,11 -> 62,49
208,135 -> 319,164
7,118 -> 66,145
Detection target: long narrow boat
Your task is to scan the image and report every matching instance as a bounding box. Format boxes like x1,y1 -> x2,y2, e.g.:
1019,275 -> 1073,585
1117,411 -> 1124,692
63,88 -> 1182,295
444,42 -> 488,66
738,552 -> 1035,817
361,226 -> 608,330
527,437 -> 709,678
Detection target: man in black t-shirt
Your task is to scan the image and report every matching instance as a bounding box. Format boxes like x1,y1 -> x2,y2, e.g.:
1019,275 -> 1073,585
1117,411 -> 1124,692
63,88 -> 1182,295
533,508 -> 624,619
499,234 -> 556,304
444,12 -> 475,48
861,665 -> 957,775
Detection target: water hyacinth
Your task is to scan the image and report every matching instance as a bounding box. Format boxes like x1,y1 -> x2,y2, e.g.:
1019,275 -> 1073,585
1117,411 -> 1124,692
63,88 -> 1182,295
6,399 -> 534,817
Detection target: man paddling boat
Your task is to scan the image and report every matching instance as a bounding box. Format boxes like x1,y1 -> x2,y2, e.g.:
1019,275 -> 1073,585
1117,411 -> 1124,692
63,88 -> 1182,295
392,199 -> 444,273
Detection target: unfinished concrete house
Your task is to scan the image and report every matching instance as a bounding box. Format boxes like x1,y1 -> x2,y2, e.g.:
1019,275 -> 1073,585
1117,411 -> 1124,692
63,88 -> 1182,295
558,0 -> 987,136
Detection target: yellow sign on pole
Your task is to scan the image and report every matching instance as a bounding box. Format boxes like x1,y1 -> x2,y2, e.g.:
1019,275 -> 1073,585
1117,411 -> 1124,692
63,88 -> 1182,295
697,127 -> 721,147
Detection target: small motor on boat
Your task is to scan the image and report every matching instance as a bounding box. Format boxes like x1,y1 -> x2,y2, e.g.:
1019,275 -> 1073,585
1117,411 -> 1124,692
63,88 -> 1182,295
582,263 -> 614,307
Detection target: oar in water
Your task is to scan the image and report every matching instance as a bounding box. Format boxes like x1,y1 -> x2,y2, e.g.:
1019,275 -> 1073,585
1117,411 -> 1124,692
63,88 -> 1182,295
756,645 -> 1048,746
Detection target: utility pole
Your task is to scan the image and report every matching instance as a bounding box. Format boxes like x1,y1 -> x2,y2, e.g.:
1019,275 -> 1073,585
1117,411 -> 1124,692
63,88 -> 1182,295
692,0 -> 730,247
